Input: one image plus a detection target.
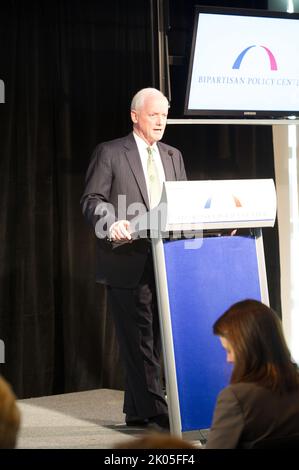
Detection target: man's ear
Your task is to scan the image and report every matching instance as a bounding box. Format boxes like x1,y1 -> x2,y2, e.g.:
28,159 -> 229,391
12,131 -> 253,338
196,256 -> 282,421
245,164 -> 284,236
131,110 -> 138,124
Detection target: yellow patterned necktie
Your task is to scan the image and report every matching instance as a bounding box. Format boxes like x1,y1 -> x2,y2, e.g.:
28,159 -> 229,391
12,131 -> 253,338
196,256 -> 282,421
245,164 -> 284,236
147,146 -> 161,208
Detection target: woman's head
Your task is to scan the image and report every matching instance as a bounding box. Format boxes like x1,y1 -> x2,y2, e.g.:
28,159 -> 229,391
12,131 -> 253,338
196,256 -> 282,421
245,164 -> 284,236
0,376 -> 21,448
219,336 -> 235,364
213,299 -> 299,393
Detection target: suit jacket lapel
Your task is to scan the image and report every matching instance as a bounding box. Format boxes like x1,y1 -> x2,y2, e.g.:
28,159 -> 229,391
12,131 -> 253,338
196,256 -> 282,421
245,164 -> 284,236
158,142 -> 176,181
124,134 -> 150,210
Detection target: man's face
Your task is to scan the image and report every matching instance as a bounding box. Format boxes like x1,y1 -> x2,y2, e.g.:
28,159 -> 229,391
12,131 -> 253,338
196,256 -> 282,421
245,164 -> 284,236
131,95 -> 169,146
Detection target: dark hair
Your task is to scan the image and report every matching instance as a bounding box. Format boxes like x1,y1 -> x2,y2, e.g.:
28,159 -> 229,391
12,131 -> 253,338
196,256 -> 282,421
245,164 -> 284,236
0,375 -> 21,448
116,433 -> 195,449
213,299 -> 299,394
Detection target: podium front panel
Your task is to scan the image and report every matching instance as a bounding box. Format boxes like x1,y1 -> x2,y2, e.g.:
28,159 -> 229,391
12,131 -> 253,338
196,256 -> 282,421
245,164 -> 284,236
163,235 -> 262,431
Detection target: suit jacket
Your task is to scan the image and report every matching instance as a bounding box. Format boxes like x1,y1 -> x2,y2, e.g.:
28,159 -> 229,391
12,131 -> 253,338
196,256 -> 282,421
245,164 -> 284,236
81,132 -> 187,287
205,382 -> 299,449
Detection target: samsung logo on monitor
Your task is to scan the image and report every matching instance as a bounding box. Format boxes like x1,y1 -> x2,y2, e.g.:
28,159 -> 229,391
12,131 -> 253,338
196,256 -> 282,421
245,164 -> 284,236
244,111 -> 257,115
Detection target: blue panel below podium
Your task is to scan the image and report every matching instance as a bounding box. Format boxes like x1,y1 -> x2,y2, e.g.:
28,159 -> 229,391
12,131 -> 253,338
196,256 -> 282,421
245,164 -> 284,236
163,235 -> 262,431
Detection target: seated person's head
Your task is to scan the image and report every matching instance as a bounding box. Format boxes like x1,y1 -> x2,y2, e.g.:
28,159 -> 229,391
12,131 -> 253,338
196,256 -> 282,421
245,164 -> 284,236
116,432 -> 195,449
213,299 -> 299,393
0,375 -> 21,448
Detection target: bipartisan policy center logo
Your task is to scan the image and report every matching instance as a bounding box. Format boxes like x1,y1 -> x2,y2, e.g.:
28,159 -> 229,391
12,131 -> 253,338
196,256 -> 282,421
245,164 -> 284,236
197,43 -> 286,87
204,194 -> 242,209
232,45 -> 278,71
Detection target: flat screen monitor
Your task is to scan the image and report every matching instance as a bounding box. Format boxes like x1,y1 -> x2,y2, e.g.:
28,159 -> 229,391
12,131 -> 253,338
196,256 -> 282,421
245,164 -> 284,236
184,7 -> 299,118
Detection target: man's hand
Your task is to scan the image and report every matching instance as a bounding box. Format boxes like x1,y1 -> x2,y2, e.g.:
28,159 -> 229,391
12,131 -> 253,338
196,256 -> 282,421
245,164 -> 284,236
109,220 -> 132,242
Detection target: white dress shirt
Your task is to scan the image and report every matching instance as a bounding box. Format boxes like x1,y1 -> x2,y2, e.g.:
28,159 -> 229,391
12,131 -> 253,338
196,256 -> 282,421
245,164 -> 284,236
133,132 -> 166,198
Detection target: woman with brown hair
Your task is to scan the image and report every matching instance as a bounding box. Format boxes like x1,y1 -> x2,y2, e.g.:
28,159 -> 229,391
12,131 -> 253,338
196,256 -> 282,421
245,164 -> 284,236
205,299 -> 299,449
0,375 -> 21,448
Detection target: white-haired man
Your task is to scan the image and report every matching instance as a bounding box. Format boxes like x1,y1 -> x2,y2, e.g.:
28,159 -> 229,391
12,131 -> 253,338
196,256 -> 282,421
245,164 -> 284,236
81,88 -> 186,430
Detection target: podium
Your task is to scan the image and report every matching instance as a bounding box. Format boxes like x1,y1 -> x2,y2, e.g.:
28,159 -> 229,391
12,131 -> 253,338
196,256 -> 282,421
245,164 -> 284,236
132,179 -> 276,436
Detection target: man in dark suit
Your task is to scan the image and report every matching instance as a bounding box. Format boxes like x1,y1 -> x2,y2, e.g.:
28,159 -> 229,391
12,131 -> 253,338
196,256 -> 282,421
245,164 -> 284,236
81,88 -> 186,430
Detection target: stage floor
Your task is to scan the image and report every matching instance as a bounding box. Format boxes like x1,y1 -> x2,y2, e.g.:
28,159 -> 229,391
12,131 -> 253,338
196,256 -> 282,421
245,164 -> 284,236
18,388 -> 139,449
17,388 -> 204,449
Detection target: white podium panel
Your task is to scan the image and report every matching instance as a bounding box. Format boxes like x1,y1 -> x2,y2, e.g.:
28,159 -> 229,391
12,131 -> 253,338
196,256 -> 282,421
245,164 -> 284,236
161,179 -> 276,231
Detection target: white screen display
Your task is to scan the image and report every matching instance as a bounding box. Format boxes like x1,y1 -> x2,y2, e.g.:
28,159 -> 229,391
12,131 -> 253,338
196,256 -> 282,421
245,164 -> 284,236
185,11 -> 299,116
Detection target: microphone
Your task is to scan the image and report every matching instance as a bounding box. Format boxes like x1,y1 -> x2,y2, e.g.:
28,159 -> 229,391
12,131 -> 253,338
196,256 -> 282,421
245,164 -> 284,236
168,150 -> 177,180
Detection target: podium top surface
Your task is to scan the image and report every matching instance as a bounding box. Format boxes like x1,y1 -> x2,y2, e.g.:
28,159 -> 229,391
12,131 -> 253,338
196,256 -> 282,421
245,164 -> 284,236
160,179 -> 276,231
129,179 -> 277,234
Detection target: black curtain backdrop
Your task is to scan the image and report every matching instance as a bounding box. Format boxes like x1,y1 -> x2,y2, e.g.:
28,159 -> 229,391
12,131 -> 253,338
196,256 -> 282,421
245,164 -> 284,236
0,0 -> 280,399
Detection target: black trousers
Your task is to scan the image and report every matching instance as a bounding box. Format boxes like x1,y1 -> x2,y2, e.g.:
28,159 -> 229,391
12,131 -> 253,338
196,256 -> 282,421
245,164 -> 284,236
107,257 -> 168,419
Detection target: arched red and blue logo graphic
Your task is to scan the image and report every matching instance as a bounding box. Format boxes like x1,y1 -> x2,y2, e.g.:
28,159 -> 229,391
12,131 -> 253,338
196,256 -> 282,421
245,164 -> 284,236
232,45 -> 277,70
204,195 -> 242,209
